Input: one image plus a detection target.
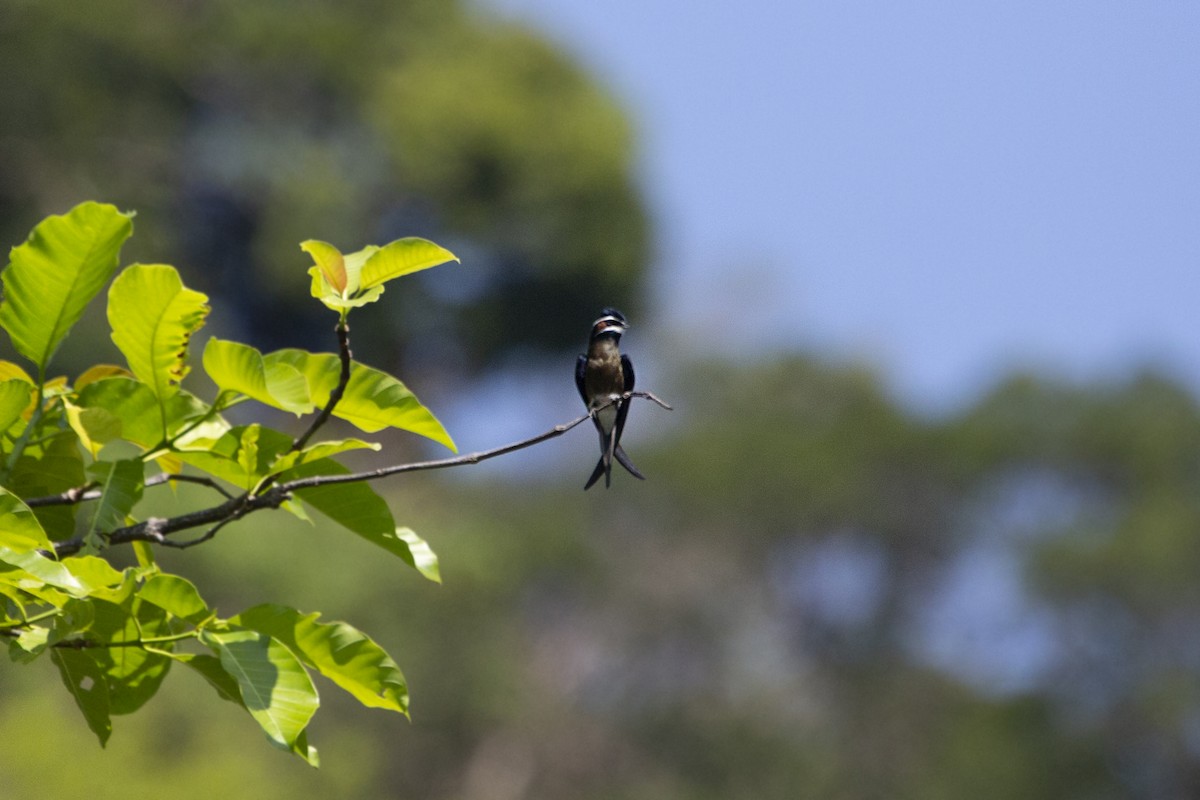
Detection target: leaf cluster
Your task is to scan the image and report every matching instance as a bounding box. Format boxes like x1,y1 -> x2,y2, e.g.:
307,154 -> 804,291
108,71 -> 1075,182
0,202 -> 456,764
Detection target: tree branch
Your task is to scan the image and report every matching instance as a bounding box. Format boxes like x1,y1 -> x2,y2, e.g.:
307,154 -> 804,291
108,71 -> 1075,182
48,392 -> 672,558
24,472 -> 233,509
289,320 -> 353,453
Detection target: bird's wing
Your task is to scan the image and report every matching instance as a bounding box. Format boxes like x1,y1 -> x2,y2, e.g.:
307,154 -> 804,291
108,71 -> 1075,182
575,354 -> 588,405
614,354 -> 635,439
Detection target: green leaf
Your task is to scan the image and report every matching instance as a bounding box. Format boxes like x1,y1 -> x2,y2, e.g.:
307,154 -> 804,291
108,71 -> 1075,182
0,378 -> 33,434
299,240 -> 348,295
72,377 -> 223,452
0,202 -> 134,374
0,486 -> 53,552
280,460 -> 439,580
51,648 -> 112,746
233,604 -> 408,714
176,424 -> 292,489
8,431 -> 86,538
11,625 -> 50,662
359,237 -> 458,289
266,350 -> 455,450
107,264 -> 210,404
138,574 -> 210,624
0,546 -> 87,596
395,527 -> 441,584
201,629 -> 320,762
62,556 -> 137,604
202,338 -> 314,415
268,437 -> 380,474
87,597 -> 171,715
83,459 -> 144,553
172,651 -> 243,704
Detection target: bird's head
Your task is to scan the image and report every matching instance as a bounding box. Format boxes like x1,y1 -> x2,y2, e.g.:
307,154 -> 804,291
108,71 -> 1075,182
591,307 -> 629,340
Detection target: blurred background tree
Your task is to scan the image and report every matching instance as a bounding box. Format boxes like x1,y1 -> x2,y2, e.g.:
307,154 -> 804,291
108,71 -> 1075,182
3,1 -> 1200,798
0,0 -> 647,370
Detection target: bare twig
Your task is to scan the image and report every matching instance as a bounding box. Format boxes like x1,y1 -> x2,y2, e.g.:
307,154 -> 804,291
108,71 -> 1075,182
24,481 -> 100,508
289,320 -> 353,453
25,472 -> 233,509
49,392 -> 672,558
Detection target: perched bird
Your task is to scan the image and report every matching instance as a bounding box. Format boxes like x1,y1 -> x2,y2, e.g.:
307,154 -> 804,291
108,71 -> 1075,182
576,307 -> 645,489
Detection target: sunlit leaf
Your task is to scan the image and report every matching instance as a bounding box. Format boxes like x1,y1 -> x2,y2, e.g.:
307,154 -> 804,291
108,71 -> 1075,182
234,604 -> 408,714
139,573 -> 210,624
0,546 -> 86,596
72,377 -> 221,452
268,437 -> 380,474
176,424 -> 292,489
266,350 -> 455,450
108,264 -> 209,407
0,360 -> 34,384
0,202 -> 133,374
201,628 -> 320,763
0,379 -> 34,434
394,527 -> 441,584
359,237 -> 457,289
299,240 -> 347,295
202,338 -> 314,415
0,486 -> 53,553
82,459 -> 144,553
74,364 -> 132,390
62,556 -> 137,604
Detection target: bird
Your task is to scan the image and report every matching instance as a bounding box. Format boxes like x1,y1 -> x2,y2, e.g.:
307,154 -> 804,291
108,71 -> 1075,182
576,307 -> 645,489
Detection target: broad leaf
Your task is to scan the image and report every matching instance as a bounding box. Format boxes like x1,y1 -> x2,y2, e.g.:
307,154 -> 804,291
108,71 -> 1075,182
83,459 -> 144,553
304,241 -> 384,310
74,364 -> 132,389
172,651 -> 243,703
281,459 -> 439,579
0,486 -> 53,552
108,264 -> 209,404
0,360 -> 34,384
8,431 -> 86,538
176,424 -> 292,489
138,574 -> 210,624
62,556 -> 137,604
202,629 -> 320,763
268,437 -> 380,474
203,338 -> 313,415
359,237 -> 458,289
72,377 -> 222,452
87,597 -> 172,715
395,527 -> 441,584
0,378 -> 33,434
299,240 -> 347,294
0,202 -> 133,374
266,350 -> 455,450
234,604 -> 408,714
51,648 -> 112,746
0,546 -> 87,596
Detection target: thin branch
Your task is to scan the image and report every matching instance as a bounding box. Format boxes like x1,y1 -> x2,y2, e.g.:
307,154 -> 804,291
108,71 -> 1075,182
157,515 -> 239,549
274,392 -> 672,491
145,472 -> 235,499
290,320 -> 353,453
25,472 -> 233,509
23,481 -> 100,508
48,392 -> 672,558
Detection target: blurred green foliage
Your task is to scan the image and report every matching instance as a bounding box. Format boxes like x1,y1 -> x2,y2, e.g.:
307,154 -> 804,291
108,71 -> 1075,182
2,0 -> 1199,796
6,353 -> 1200,797
0,0 -> 647,366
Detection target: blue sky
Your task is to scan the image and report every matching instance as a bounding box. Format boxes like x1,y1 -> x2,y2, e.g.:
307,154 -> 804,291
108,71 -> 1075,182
481,0 -> 1200,409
